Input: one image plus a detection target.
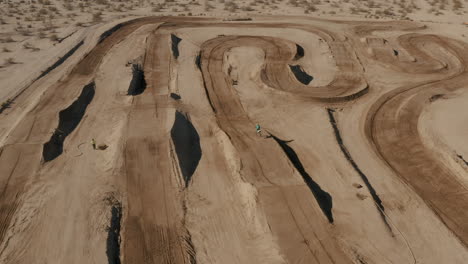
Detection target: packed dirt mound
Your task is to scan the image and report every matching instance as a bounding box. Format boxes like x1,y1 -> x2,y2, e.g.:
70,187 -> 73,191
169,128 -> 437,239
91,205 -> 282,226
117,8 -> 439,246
0,16 -> 467,264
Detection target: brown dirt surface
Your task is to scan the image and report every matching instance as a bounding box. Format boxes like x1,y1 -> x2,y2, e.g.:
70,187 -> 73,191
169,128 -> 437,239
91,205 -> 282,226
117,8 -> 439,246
0,14 -> 467,264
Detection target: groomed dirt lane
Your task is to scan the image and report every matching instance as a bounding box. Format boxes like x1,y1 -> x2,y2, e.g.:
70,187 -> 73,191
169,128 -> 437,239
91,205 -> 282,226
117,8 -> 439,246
0,16 -> 467,264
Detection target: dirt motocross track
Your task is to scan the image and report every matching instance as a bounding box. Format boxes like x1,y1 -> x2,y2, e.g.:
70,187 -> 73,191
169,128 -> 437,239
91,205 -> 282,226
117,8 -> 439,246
0,16 -> 467,264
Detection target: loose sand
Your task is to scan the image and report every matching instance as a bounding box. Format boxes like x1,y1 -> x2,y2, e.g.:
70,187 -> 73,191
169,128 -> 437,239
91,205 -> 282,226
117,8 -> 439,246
0,1 -> 467,264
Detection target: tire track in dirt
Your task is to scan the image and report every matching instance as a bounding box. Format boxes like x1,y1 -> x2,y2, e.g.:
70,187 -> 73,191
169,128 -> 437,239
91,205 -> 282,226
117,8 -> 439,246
123,32 -> 196,264
364,31 -> 468,246
0,17 -> 171,252
1,16 -> 468,263
163,21 -> 368,102
198,32 -> 353,263
0,17 -> 210,261
327,108 -> 393,233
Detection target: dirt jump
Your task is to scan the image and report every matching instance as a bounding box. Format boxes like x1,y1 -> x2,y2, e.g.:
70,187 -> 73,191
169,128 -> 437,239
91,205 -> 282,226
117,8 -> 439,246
0,16 -> 467,264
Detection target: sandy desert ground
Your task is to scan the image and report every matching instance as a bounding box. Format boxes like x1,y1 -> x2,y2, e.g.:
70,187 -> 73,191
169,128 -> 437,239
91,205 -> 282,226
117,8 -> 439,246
0,0 -> 468,264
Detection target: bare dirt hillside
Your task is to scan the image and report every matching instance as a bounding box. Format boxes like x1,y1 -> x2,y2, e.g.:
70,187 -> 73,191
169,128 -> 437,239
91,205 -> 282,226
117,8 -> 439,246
0,2 -> 468,264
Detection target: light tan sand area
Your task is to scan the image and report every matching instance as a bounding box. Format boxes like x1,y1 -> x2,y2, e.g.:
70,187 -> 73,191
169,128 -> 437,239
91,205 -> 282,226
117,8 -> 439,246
0,13 -> 467,264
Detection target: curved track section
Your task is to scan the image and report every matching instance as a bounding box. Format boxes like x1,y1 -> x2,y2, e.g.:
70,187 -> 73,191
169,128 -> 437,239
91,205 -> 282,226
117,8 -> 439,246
364,32 -> 468,245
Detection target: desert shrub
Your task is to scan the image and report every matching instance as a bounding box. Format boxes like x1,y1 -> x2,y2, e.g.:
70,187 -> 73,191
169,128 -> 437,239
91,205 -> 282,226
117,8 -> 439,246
92,12 -> 102,22
5,57 -> 16,65
49,34 -> 58,41
306,4 -> 317,12
205,2 -> 215,11
453,0 -> 463,10
225,1 -> 239,12
21,30 -> 32,36
4,36 -> 15,43
23,42 -> 33,49
64,3 -> 73,11
383,8 -> 394,16
38,8 -> 48,15
25,42 -> 40,51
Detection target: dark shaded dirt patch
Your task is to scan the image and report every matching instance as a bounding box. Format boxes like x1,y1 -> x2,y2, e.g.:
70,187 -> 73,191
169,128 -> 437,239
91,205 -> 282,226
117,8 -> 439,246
0,99 -> 13,114
429,93 -> 445,102
195,52 -> 201,70
43,82 -> 95,162
270,134 -> 334,223
105,196 -> 122,264
171,111 -> 202,188
99,23 -> 123,44
457,154 -> 468,166
289,65 -> 313,85
57,30 -> 77,43
171,34 -> 182,59
36,40 -> 84,81
225,18 -> 253,21
294,44 -> 305,60
127,64 -> 146,96
327,108 -> 393,232
353,183 -> 363,189
170,93 -> 181,100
